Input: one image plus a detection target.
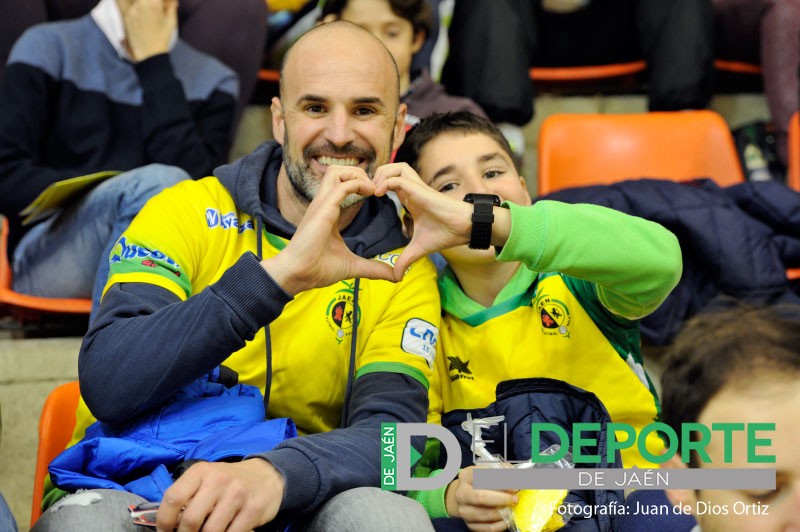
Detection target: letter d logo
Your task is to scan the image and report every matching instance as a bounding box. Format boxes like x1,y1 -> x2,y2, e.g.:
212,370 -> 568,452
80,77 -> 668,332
395,423 -> 461,491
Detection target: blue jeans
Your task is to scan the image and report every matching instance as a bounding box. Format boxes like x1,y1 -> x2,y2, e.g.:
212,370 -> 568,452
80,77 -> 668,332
0,492 -> 17,532
12,165 -> 189,318
30,487 -> 435,532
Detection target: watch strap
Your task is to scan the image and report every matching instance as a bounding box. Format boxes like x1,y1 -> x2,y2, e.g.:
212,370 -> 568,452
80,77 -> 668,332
464,193 -> 500,249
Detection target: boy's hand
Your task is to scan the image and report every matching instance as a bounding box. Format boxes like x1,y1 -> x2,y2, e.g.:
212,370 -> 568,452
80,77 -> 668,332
445,466 -> 518,532
374,163 -> 472,279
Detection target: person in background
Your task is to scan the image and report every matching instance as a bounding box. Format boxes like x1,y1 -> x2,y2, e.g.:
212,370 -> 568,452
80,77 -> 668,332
0,405 -> 18,532
0,0 -> 238,314
375,111 -> 682,530
655,305 -> 800,532
713,0 -> 800,169
0,493 -> 17,532
319,0 -> 487,129
438,0 -> 714,155
31,21 -> 440,532
0,0 -> 264,126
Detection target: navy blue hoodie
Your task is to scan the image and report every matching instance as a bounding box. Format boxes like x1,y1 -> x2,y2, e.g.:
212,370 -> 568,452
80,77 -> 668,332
79,142 -> 428,516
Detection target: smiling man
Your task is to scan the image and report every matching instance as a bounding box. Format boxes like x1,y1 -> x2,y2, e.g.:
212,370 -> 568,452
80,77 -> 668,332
31,21 -> 440,532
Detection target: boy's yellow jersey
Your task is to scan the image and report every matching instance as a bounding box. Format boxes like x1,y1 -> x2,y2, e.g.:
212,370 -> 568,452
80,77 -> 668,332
430,272 -> 664,469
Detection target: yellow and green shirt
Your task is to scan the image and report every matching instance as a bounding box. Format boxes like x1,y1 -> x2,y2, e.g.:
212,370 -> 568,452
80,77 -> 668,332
71,176 -> 441,442
416,200 -> 682,517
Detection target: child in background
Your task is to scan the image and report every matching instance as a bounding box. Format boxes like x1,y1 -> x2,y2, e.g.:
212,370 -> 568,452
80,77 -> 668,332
656,305 -> 800,532
319,0 -> 486,128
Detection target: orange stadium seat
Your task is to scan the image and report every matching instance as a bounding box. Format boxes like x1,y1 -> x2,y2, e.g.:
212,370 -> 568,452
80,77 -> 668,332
528,59 -> 760,83
784,111 -> 800,280
788,111 -> 800,192
536,110 -> 800,282
529,61 -> 646,82
537,110 -> 745,195
0,216 -> 91,315
30,381 -> 80,528
257,68 -> 281,84
713,59 -> 762,76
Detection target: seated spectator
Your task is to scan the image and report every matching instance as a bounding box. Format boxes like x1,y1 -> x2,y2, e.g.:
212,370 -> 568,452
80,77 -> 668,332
0,492 -> 16,532
439,0 -> 714,130
0,405 -> 18,532
657,304 -> 800,531
319,0 -> 487,129
0,0 -> 264,125
375,111 -> 682,528
713,0 -> 800,168
0,0 -> 238,314
31,21 -> 439,532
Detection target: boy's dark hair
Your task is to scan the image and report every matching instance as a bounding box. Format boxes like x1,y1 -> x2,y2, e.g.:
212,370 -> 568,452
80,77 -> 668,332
320,0 -> 432,38
660,304 -> 800,441
395,111 -> 516,172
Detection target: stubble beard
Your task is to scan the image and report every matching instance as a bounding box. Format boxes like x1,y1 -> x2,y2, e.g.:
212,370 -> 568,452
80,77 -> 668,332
283,129 -> 394,209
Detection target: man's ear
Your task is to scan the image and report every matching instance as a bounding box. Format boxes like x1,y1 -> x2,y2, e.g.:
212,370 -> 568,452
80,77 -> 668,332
271,96 -> 285,146
662,454 -> 697,513
411,30 -> 425,55
392,103 -> 408,152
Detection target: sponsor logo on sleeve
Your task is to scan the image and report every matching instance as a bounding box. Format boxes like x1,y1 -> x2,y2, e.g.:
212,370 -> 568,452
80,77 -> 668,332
109,237 -> 182,277
401,318 -> 438,367
205,208 -> 254,233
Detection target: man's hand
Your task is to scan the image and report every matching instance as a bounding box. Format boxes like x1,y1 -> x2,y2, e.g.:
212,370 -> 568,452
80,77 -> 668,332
123,0 -> 178,62
262,165 -> 396,295
445,466 -> 518,532
156,458 -> 284,532
374,163 -> 472,279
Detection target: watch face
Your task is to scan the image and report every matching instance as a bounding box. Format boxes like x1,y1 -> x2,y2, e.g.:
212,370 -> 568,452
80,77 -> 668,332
464,193 -> 501,206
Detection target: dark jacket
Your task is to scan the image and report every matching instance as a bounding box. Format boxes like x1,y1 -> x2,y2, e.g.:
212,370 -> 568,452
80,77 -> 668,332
440,378 -> 624,532
541,178 -> 800,344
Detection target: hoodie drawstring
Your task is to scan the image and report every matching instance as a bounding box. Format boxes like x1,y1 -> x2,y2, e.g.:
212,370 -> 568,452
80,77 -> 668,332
256,216 -> 360,427
340,276 -> 360,427
256,218 -> 273,417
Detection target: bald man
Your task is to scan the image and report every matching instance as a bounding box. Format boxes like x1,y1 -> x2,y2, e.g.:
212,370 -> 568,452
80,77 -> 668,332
31,21 -> 439,532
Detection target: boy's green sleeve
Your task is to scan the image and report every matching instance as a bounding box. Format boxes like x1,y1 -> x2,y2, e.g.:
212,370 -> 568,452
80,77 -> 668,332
497,200 -> 682,320
408,439 -> 451,518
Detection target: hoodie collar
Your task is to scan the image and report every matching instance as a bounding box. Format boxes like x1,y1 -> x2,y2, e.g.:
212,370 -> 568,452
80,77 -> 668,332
91,0 -> 178,62
214,141 -> 408,258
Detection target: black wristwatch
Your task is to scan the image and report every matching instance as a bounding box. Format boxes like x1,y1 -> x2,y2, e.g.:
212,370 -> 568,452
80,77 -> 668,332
463,193 -> 501,249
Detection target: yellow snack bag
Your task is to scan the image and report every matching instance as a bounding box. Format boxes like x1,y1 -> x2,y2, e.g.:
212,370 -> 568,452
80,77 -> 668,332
513,488 -> 570,532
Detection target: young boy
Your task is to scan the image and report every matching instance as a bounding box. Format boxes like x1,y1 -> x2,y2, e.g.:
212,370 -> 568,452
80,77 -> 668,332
319,0 -> 486,128
658,305 -> 800,532
373,111 -> 682,529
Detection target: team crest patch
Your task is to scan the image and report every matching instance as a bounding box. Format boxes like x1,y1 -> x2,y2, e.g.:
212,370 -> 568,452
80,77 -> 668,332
325,282 -> 361,343
535,295 -> 571,337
